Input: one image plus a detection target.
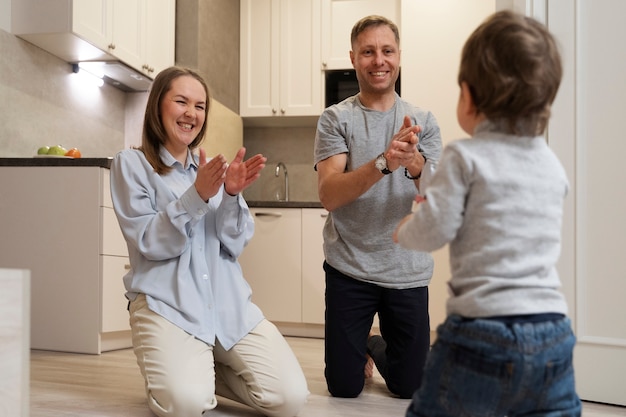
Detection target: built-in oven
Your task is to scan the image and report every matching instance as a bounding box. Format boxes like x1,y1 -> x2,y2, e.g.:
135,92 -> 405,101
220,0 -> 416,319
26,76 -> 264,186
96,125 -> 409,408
324,69 -> 401,108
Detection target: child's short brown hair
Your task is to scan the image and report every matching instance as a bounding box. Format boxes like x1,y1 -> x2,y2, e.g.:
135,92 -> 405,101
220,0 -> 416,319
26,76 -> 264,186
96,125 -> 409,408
458,10 -> 562,136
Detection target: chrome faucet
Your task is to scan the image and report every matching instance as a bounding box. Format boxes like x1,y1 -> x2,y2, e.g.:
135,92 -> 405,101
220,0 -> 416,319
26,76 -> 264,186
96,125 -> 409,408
275,162 -> 289,201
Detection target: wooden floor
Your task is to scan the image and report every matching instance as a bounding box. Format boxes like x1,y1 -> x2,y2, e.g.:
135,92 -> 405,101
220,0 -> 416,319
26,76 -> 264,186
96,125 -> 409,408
30,337 -> 625,417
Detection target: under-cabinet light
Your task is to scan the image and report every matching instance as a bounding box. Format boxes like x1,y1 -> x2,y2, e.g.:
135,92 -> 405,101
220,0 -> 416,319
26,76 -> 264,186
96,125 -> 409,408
71,63 -> 104,87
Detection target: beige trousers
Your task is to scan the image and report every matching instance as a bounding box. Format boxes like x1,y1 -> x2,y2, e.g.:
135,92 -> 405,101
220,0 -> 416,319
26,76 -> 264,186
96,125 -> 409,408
129,294 -> 309,417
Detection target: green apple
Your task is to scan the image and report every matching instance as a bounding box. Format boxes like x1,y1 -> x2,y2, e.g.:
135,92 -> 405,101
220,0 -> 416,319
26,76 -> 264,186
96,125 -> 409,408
47,145 -> 67,156
37,146 -> 50,155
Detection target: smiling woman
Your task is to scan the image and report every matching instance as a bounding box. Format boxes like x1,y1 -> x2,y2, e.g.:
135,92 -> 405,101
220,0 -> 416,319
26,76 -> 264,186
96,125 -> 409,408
108,66 -> 308,417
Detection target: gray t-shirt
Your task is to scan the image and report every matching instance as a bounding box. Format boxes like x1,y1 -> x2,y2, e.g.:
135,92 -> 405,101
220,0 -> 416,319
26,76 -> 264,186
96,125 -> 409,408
314,94 -> 442,289
396,121 -> 569,316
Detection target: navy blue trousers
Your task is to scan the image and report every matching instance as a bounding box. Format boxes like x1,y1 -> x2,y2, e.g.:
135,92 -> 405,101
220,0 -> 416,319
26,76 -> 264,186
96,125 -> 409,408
323,261 -> 430,399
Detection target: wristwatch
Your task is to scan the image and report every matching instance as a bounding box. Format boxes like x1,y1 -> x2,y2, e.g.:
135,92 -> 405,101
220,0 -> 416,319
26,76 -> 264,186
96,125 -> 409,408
375,153 -> 392,174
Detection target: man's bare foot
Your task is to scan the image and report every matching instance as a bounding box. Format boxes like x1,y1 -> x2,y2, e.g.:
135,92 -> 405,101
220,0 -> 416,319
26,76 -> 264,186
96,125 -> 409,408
365,354 -> 374,378
365,329 -> 377,378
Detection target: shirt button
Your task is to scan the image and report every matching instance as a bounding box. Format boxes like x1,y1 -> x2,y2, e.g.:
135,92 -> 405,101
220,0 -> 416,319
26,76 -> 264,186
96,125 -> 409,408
202,274 -> 208,280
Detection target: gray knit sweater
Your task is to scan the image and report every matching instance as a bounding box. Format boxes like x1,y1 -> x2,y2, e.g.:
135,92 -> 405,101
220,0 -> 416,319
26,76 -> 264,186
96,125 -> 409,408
396,122 -> 569,317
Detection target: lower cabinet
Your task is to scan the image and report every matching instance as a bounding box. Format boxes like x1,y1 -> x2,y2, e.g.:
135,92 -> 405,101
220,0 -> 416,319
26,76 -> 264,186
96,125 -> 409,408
301,208 -> 328,324
239,207 -> 327,328
0,166 -> 131,354
240,208 -> 303,322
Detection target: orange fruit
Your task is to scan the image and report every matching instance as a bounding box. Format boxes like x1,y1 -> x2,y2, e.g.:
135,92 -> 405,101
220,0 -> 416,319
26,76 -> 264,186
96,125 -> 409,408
65,148 -> 82,158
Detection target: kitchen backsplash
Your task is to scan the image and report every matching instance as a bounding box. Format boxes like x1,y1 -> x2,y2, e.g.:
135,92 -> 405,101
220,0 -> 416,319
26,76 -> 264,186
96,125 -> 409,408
0,25 -> 320,203
242,126 -> 319,202
0,29 -> 128,158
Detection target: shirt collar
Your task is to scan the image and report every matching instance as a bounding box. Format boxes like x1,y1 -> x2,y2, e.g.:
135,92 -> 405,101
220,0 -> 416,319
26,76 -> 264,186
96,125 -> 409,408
159,147 -> 199,170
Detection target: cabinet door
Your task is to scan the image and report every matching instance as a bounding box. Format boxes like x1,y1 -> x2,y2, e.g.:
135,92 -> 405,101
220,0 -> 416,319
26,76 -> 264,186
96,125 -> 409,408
73,0 -> 113,51
109,0 -> 145,70
101,208 -> 128,257
240,0 -> 322,117
100,169 -> 131,334
301,208 -> 328,324
0,167 -> 102,354
544,0 -> 626,405
238,208 -> 302,322
279,0 -> 322,116
144,0 -> 175,77
101,255 -> 130,333
321,0 -> 400,70
240,0 -> 279,117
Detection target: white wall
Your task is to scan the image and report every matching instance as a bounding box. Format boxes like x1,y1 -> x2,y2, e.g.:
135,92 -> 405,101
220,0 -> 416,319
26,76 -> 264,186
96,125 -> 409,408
400,0 -> 496,329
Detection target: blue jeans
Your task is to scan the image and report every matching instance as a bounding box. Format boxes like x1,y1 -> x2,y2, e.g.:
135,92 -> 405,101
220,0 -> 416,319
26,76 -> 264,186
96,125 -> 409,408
406,314 -> 581,417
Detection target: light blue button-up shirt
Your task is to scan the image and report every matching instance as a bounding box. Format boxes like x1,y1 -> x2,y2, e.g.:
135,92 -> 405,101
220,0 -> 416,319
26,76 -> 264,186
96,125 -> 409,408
110,148 -> 263,350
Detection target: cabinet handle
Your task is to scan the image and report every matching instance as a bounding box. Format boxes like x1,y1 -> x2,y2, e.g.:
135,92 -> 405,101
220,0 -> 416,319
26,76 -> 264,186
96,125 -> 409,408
108,43 -> 116,50
124,264 -> 131,270
272,108 -> 277,114
280,108 -> 286,114
321,213 -> 328,218
254,212 -> 283,218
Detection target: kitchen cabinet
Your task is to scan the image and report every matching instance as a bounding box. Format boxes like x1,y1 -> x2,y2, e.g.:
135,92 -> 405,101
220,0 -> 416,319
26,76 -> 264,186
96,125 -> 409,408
143,0 -> 176,77
321,0 -> 400,70
240,0 -> 322,118
238,207 -> 327,328
0,164 -> 131,354
238,208 -> 303,322
9,0 -> 175,79
80,0 -> 176,78
301,208 -> 327,324
0,268 -> 29,417
72,0 -> 143,72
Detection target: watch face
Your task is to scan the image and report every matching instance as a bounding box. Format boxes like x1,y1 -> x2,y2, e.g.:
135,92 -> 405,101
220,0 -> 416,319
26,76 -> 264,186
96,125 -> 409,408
375,154 -> 387,170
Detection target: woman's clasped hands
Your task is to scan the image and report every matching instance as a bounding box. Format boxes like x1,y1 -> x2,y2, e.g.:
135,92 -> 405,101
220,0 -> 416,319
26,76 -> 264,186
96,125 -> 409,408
195,147 -> 266,201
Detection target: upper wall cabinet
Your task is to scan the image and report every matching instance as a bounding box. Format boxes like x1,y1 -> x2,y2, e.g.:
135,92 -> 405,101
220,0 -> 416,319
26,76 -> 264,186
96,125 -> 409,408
8,0 -> 174,79
142,0 -> 175,77
240,0 -> 322,118
321,0 -> 400,70
73,0 -> 143,72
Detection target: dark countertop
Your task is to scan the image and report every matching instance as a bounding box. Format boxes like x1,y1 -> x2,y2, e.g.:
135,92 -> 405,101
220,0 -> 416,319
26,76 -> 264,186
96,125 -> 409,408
0,159 -> 323,208
0,157 -> 113,169
246,200 -> 324,209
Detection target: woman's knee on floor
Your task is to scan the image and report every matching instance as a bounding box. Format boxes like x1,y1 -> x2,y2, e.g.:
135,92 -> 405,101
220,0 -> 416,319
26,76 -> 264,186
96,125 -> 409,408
147,381 -> 217,417
253,377 -> 309,417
